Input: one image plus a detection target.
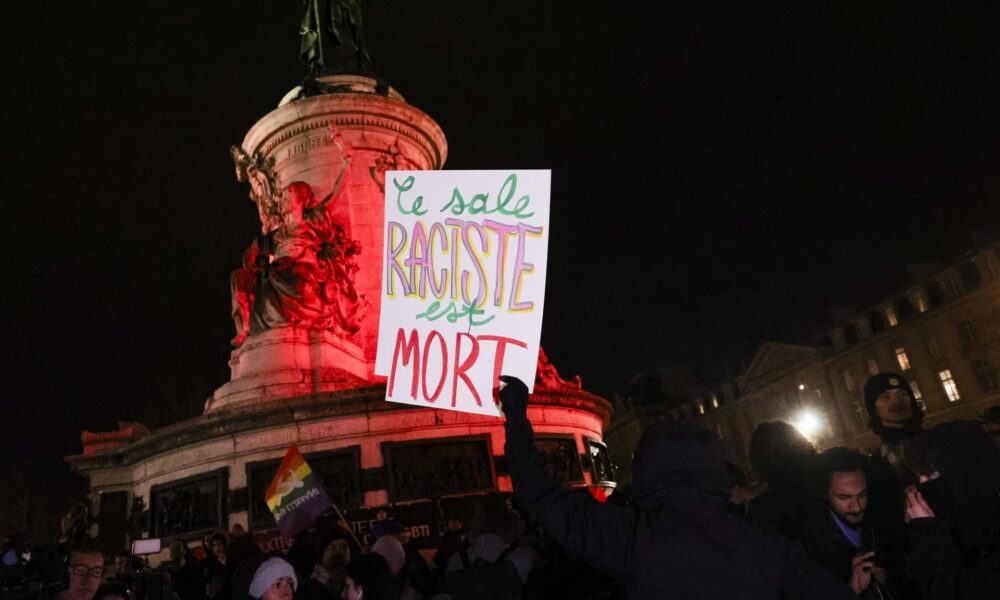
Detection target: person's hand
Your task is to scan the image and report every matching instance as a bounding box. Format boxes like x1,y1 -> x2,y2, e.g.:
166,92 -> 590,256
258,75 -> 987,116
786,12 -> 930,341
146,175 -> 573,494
849,551 -> 875,594
497,375 -> 529,420
905,486 -> 935,522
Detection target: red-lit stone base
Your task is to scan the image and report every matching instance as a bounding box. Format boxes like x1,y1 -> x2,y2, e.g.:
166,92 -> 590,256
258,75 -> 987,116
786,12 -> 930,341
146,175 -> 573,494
208,327 -> 371,411
68,386 -> 612,544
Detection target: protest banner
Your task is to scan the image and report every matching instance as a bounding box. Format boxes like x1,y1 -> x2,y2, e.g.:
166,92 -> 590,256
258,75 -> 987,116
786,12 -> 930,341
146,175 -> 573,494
374,170 -> 551,416
264,444 -> 332,538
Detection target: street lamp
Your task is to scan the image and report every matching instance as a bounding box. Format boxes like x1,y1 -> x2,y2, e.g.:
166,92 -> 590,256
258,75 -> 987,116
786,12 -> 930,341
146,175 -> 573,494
792,408 -> 824,441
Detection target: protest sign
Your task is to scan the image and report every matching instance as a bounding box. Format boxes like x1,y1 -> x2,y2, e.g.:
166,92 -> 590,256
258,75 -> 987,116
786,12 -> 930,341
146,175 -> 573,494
374,170 -> 550,416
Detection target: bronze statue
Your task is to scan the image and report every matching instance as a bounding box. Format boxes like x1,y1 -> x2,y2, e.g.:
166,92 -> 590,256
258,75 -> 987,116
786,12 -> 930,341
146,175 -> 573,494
299,0 -> 373,76
230,178 -> 368,345
535,347 -> 583,390
230,129 -> 367,345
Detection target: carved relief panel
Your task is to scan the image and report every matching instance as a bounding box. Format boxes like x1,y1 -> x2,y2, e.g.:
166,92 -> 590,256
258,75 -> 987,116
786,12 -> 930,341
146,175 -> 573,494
149,469 -> 228,538
384,437 -> 495,502
535,436 -> 584,484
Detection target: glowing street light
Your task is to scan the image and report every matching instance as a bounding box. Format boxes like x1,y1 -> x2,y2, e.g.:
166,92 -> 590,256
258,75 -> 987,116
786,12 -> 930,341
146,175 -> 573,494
792,408 -> 824,441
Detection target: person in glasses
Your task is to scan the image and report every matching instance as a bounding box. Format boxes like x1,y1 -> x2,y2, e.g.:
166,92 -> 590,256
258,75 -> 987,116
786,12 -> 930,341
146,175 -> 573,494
55,541 -> 105,600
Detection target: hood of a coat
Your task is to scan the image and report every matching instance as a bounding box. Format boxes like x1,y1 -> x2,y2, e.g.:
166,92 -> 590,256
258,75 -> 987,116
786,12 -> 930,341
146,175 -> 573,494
630,420 -> 731,509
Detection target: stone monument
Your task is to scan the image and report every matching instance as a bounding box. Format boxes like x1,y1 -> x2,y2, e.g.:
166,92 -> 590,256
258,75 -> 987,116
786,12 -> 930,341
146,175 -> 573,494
68,4 -> 614,557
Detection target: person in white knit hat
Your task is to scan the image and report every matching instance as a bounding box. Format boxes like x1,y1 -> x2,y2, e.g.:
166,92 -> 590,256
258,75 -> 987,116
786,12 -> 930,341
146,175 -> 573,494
248,556 -> 298,600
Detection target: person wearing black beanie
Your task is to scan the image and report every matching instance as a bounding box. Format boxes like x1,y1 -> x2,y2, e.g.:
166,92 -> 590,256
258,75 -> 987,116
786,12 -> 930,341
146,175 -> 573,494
861,371 -> 926,596
863,372 -> 924,487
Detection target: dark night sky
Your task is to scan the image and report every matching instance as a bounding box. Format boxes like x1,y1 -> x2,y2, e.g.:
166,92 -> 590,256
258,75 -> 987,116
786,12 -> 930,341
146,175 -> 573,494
3,2 -> 1000,466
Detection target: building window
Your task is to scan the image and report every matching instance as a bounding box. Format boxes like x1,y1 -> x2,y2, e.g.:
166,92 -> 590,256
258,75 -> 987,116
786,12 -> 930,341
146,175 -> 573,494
911,381 -> 928,413
926,335 -> 942,358
895,347 -> 911,371
970,359 -> 996,392
868,311 -> 886,335
851,399 -> 867,426
914,293 -> 928,313
886,306 -> 899,327
867,358 -> 880,376
843,370 -> 856,392
926,281 -> 946,306
697,402 -> 705,415
895,298 -> 915,321
711,395 -> 719,409
958,320 -> 979,346
959,263 -> 982,291
938,370 -> 961,402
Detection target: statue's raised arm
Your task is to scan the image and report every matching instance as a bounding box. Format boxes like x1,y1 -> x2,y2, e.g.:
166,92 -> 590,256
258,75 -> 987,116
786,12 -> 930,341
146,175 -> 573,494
299,0 -> 373,76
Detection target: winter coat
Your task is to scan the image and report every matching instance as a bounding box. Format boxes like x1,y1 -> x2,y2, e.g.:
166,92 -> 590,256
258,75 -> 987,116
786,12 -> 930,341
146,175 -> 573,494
801,507 -> 901,600
904,421 -> 1000,599
501,378 -> 858,600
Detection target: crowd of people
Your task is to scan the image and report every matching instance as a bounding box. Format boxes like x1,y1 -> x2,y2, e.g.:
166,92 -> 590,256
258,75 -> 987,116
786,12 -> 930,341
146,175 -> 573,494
5,371 -> 999,600
499,371 -> 1000,600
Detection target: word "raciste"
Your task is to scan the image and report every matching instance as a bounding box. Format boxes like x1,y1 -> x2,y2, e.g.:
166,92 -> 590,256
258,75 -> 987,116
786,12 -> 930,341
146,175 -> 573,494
386,218 -> 542,311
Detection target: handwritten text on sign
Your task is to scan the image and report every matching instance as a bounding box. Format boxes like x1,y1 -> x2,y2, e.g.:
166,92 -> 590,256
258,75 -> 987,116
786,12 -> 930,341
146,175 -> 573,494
374,171 -> 550,416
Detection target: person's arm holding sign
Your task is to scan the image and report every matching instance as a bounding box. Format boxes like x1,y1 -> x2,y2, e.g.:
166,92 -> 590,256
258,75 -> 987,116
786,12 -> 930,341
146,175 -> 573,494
499,375 -> 634,578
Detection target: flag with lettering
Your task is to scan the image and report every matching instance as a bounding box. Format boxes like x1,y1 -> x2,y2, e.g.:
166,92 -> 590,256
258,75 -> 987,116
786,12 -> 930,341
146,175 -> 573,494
265,445 -> 331,538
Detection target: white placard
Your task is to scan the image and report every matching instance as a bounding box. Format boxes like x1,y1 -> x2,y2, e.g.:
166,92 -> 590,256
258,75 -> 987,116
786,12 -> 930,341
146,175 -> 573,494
374,170 -> 551,416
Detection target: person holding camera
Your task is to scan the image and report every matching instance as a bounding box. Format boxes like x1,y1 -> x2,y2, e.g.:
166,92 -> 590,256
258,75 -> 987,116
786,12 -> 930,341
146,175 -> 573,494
801,448 -> 901,599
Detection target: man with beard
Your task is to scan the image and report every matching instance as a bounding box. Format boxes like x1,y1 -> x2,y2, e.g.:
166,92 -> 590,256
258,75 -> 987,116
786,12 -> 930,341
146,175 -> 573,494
803,448 -> 900,599
903,420 -> 1000,599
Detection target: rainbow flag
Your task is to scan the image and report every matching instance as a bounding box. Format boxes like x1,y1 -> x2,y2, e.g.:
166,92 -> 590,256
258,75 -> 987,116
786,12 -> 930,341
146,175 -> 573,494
265,445 -> 332,538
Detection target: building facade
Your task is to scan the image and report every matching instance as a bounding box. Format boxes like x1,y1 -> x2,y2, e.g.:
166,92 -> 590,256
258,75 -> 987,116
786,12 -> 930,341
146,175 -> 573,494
611,245 -> 1000,477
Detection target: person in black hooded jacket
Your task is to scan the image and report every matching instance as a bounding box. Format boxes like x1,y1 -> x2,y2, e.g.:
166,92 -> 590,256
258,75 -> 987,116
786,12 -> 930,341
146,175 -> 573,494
902,420 -> 1000,600
498,376 -> 859,600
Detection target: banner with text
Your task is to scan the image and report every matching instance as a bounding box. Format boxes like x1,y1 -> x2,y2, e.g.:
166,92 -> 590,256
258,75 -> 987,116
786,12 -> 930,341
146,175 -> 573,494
374,170 -> 550,416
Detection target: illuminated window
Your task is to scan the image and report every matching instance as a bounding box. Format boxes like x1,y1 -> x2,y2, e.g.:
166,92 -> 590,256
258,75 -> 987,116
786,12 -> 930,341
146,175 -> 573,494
938,370 -> 960,402
867,358 -> 880,376
852,399 -> 867,426
697,402 -> 705,415
895,347 -> 911,371
886,306 -> 899,327
915,293 -> 928,313
843,370 -> 856,391
711,395 -> 719,409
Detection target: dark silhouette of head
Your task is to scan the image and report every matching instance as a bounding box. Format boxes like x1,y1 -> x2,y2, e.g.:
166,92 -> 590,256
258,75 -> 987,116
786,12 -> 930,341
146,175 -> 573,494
748,421 -> 816,492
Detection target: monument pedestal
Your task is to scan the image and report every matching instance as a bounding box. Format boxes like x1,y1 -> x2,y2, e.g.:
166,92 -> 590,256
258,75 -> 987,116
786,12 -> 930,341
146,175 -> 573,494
208,328 -> 370,412
68,72 -> 617,562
